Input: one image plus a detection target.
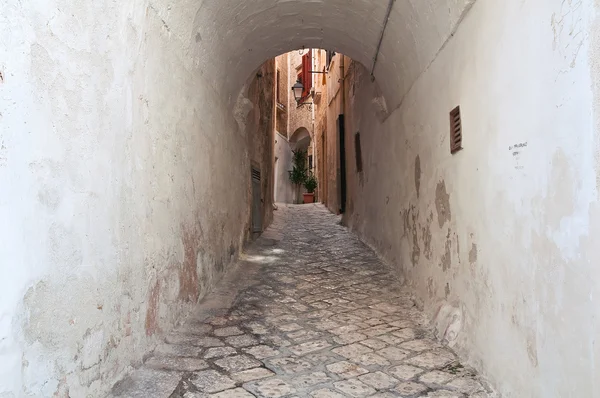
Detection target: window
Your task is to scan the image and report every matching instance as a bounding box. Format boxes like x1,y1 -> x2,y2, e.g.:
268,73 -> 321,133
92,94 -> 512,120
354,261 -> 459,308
449,106 -> 463,154
354,132 -> 363,172
308,155 -> 313,171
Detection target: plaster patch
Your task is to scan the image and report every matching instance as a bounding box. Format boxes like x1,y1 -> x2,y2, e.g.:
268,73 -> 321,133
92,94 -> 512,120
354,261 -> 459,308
427,278 -> 435,299
441,229 -> 452,272
468,242 -> 477,263
234,89 -> 254,137
526,333 -> 538,368
145,280 -> 161,337
435,180 -> 451,228
412,224 -> 421,268
403,206 -> 420,268
81,328 -> 104,369
432,301 -> 462,347
179,224 -> 202,303
422,215 -> 433,260
415,155 -> 421,198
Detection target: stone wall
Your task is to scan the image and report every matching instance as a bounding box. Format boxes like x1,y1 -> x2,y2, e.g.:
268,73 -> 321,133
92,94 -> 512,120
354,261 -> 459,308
288,51 -> 313,143
275,54 -> 289,137
313,50 -> 329,204
322,54 -> 353,214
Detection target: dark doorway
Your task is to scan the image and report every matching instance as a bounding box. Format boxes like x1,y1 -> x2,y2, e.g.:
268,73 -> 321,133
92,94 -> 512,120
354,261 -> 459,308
337,115 -> 347,214
251,166 -> 262,233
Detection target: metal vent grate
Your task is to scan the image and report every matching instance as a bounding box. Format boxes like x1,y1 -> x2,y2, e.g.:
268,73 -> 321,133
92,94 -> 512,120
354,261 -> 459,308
450,106 -> 463,154
251,168 -> 261,181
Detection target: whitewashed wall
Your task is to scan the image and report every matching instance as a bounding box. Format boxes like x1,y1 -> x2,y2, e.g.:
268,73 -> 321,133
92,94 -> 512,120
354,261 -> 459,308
0,1 -> 272,396
346,0 -> 600,396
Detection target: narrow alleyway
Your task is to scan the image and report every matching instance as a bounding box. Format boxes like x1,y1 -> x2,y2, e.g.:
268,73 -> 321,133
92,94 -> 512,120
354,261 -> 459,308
110,205 -> 494,398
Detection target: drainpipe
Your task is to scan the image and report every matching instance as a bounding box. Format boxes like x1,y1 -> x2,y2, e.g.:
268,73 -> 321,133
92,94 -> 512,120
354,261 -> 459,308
370,0 -> 395,81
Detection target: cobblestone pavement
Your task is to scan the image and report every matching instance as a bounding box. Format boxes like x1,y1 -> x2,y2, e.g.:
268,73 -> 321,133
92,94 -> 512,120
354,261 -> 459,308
110,204 -> 495,398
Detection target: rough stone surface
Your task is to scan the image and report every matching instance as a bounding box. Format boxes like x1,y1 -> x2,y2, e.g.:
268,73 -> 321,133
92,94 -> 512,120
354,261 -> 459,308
110,205 -> 494,397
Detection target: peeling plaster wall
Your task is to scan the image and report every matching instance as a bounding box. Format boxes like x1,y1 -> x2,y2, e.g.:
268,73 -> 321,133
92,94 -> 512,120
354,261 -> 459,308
346,0 -> 600,396
0,1 -> 273,396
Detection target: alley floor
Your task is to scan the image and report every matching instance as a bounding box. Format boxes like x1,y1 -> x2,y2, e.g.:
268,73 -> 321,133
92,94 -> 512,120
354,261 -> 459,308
110,205 -> 494,398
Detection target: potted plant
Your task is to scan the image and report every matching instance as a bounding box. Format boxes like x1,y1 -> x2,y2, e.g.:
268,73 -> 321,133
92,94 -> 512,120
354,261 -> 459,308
288,149 -> 308,204
303,173 -> 318,204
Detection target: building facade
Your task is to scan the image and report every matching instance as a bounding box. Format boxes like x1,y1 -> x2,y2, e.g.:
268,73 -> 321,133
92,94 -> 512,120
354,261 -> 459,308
273,48 -> 353,209
273,50 -> 315,204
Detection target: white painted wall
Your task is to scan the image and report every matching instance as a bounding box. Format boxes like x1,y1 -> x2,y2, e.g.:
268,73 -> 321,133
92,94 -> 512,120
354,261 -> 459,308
274,132 -> 294,204
194,0 -> 474,112
0,1 -> 272,396
346,0 -> 600,396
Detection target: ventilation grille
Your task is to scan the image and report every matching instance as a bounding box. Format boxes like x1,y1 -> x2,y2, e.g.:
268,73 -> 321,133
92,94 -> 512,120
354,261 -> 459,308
450,106 -> 462,154
251,167 -> 261,181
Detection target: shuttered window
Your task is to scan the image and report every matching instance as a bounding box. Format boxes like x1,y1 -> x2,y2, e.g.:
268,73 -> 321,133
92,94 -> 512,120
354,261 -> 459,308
301,49 -> 313,101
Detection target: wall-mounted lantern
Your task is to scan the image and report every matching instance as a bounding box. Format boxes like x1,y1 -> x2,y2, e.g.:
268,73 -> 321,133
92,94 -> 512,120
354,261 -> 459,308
292,79 -> 304,103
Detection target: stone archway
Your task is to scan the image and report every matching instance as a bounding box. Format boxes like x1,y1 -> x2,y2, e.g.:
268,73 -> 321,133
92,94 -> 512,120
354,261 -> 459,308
289,126 -> 312,151
0,1 -> 505,394
6,1 -> 598,397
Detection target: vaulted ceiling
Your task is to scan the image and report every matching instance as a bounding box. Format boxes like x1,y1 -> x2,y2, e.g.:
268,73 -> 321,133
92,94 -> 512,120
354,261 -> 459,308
190,0 -> 474,109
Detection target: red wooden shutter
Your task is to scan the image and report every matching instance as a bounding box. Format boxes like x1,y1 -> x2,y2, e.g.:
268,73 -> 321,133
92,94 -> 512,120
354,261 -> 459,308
301,54 -> 307,98
306,49 -> 312,95
302,50 -> 312,99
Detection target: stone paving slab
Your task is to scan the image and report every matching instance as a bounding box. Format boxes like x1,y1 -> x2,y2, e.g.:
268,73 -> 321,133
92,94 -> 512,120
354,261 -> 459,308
109,204 -> 496,397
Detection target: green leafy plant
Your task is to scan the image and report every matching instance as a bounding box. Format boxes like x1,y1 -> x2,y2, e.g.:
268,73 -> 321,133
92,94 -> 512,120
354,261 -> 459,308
288,149 -> 308,186
304,173 -> 317,193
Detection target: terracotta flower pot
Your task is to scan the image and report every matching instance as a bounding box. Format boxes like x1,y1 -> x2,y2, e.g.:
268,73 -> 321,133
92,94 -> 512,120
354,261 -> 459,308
303,193 -> 315,204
